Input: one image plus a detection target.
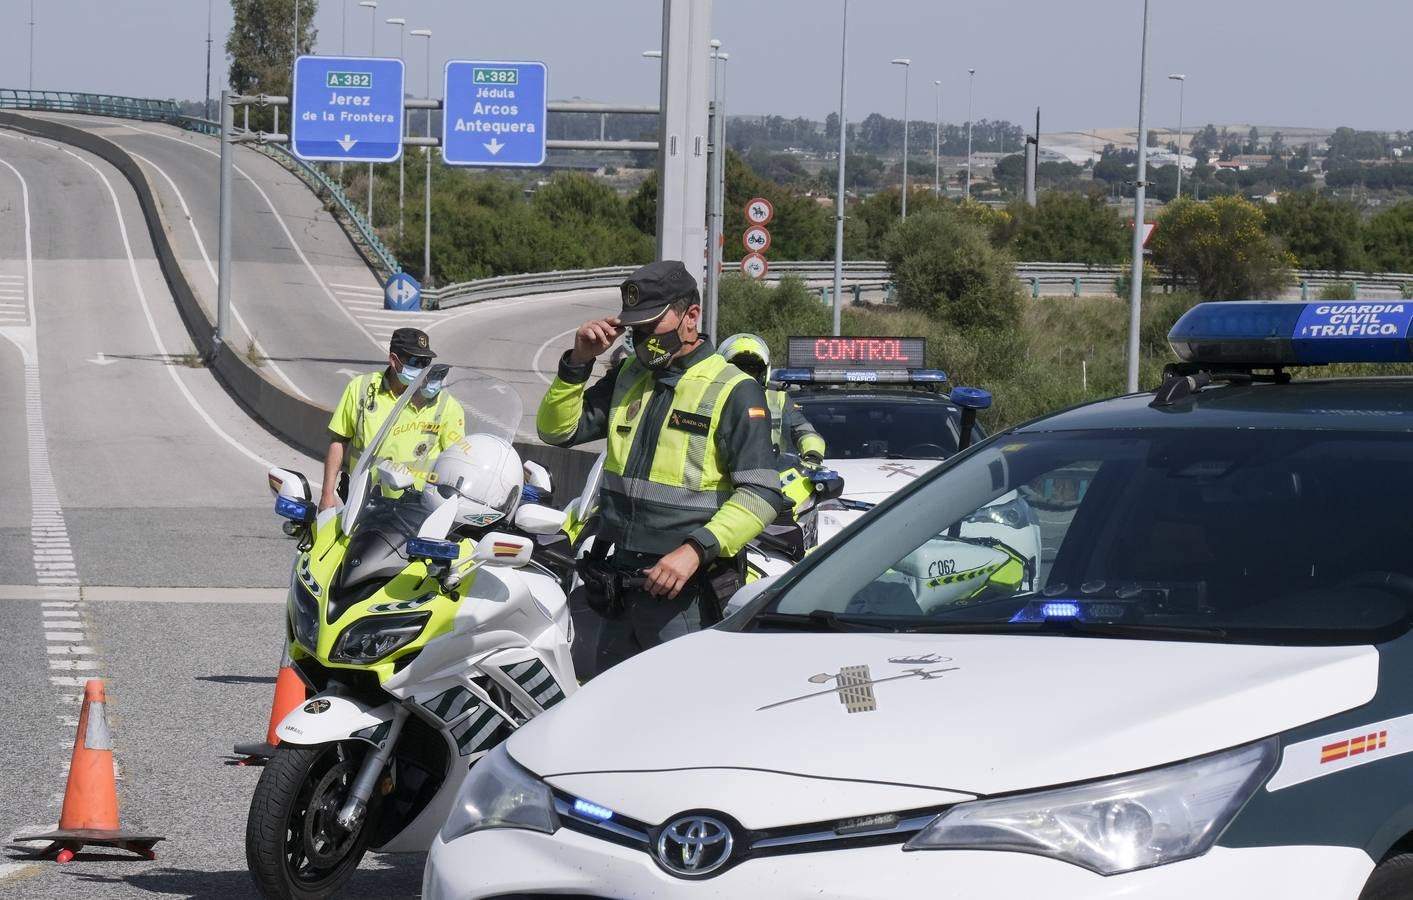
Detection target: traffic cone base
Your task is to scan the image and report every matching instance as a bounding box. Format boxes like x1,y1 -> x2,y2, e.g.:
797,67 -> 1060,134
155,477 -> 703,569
10,680 -> 162,862
234,650 -> 308,764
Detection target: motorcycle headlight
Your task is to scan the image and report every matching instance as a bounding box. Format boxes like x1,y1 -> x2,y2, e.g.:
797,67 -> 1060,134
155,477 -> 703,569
329,611 -> 429,664
904,738 -> 1277,875
441,743 -> 559,842
288,581 -> 320,653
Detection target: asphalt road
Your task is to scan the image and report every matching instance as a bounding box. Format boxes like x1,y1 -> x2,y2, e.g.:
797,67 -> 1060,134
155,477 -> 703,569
0,128 -> 430,897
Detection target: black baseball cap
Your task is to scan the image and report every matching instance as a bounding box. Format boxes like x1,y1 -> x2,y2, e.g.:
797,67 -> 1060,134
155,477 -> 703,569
617,260 -> 700,327
389,327 -> 436,359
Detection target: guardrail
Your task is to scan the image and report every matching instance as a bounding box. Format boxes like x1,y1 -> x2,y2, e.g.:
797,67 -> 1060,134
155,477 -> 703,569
0,88 -> 400,280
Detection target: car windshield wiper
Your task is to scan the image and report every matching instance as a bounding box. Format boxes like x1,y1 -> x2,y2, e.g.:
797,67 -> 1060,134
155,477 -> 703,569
751,610 -> 897,632
1040,619 -> 1231,641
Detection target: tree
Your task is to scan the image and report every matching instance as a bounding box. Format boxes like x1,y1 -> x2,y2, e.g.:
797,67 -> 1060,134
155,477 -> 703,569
884,206 -> 1024,331
1264,192 -> 1366,272
227,0 -> 318,131
1150,197 -> 1293,299
1364,203 -> 1413,272
996,193 -> 1127,264
722,150 -> 832,262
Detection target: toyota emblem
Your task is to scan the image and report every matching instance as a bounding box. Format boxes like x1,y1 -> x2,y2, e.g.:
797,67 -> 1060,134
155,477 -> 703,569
655,814 -> 734,877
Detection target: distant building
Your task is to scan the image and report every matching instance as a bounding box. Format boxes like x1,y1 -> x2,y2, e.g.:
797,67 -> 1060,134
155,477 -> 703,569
1233,154 -> 1273,170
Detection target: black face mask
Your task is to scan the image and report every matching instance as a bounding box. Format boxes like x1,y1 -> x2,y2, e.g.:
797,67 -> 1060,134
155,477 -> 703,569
634,324 -> 683,370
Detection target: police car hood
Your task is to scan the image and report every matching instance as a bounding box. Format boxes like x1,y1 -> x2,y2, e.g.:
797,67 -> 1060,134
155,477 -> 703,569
828,457 -> 944,502
509,630 -> 1377,824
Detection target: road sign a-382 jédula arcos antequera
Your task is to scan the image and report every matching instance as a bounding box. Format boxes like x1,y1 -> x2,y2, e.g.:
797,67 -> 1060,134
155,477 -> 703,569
291,55 -> 405,163
442,61 -> 548,167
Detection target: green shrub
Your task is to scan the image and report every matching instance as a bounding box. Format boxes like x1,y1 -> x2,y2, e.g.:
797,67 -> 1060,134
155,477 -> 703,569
883,207 -> 1025,332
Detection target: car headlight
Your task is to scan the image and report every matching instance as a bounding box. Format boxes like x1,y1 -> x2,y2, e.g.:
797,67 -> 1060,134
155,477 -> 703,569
441,743 -> 559,842
963,496 -> 1034,529
288,581 -> 320,653
328,611 -> 429,664
904,738 -> 1278,875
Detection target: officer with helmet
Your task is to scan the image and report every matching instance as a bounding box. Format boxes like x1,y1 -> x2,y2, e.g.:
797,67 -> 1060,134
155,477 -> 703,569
720,333 -> 827,466
321,327 -> 466,511
537,260 -> 783,674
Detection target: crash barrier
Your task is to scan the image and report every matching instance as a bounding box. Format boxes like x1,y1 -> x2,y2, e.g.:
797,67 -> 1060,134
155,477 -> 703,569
0,88 -> 400,281
0,111 -> 599,497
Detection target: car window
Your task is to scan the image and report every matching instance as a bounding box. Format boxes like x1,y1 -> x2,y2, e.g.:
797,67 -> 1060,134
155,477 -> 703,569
795,397 -> 962,459
761,429 -> 1413,645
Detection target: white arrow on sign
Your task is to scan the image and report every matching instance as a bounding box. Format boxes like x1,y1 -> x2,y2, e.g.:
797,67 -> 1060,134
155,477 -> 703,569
386,281 -> 418,305
337,134 -> 358,152
484,138 -> 504,155
88,352 -> 118,366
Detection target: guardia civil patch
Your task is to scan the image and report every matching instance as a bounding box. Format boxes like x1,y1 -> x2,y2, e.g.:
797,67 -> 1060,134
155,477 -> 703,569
667,410 -> 711,436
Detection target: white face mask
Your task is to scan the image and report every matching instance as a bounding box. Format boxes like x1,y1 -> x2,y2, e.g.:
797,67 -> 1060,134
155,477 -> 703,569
419,379 -> 443,400
397,364 -> 424,387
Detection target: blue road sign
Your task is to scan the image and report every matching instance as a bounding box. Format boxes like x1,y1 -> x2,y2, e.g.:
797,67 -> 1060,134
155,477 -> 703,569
384,271 -> 422,311
442,60 -> 547,167
291,55 -> 405,163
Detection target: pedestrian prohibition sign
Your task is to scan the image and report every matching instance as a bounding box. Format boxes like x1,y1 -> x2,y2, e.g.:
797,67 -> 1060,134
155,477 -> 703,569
291,55 -> 405,163
443,60 -> 548,167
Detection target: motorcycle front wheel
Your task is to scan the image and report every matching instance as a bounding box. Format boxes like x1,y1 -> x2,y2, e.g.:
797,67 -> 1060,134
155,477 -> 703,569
245,741 -> 382,900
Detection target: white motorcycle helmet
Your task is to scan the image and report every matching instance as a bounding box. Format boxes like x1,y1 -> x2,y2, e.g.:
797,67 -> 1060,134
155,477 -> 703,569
422,436 -> 523,528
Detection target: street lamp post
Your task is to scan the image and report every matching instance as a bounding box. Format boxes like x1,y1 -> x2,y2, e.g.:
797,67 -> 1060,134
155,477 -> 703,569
832,0 -> 849,336
1169,73 -> 1187,200
294,0 -> 300,62
360,0 -> 378,224
934,80 -> 942,198
28,0 -> 35,90
965,68 -> 976,200
706,40 -> 726,346
205,0 -> 213,119
1125,0 -> 1153,394
387,17 -> 407,238
891,58 -> 910,219
411,28 -> 433,286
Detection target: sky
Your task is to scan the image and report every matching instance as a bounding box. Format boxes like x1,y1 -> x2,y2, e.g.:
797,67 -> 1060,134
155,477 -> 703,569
1,0 -> 1407,134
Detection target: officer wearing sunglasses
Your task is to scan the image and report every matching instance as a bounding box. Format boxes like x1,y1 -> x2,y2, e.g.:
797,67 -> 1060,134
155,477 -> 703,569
320,327 -> 466,511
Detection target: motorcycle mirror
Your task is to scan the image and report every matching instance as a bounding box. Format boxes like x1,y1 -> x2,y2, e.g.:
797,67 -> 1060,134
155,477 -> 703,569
514,503 -> 567,536
471,532 -> 533,567
267,467 -> 312,502
376,459 -> 415,492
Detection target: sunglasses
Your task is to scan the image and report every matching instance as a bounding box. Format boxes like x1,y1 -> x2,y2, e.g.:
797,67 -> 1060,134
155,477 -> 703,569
400,354 -> 433,368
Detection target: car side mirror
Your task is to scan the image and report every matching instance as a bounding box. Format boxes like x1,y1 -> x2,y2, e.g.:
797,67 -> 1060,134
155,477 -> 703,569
514,503 -> 567,536
470,532 -> 533,567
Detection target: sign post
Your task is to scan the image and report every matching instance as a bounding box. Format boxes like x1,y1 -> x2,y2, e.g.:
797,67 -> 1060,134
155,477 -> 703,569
290,55 -> 405,162
442,61 -> 548,167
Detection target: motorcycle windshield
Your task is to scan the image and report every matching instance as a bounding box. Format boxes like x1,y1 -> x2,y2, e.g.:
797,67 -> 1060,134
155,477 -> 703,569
342,365 -> 524,544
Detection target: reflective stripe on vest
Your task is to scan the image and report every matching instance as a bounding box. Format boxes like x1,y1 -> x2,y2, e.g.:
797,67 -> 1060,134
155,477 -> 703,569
766,389 -> 788,451
604,354 -> 750,493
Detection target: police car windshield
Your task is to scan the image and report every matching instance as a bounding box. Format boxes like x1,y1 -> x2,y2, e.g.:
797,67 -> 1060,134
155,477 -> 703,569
794,396 -> 961,460
759,428 -> 1413,645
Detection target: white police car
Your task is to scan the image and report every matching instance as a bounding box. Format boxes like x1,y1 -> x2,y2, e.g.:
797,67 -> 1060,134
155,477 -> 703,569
423,301 -> 1413,898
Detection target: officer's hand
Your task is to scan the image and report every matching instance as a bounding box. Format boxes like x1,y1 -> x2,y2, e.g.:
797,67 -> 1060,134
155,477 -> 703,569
570,318 -> 624,366
644,544 -> 701,599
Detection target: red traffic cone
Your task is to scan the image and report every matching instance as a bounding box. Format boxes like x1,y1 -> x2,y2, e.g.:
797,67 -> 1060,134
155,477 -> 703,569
12,679 -> 162,862
233,647 -> 308,764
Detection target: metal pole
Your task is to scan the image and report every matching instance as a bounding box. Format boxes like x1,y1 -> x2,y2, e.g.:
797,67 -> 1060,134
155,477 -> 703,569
294,0 -> 300,62
1170,74 -> 1186,200
706,46 -> 725,347
965,68 -> 975,200
216,91 -> 234,351
28,0 -> 35,90
415,30 -> 433,286
392,20 -> 406,238
654,0 -> 713,287
367,2 -> 377,224
934,80 -> 941,198
1125,0 -> 1153,394
901,63 -> 909,218
204,0 -> 213,119
832,0 -> 849,337
342,0 -> 347,54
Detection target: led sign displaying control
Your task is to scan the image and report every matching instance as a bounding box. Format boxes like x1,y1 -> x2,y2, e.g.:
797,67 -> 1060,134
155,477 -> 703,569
787,336 -> 926,370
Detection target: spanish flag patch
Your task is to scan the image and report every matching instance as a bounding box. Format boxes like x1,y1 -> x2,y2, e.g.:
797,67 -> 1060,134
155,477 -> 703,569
748,407 -> 767,418
492,542 -> 521,558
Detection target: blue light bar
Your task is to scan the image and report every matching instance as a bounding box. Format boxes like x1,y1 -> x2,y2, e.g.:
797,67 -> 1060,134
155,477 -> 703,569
572,798 -> 615,821
909,369 -> 949,384
405,538 -> 459,563
772,368 -> 815,384
1041,601 -> 1081,619
1169,301 -> 1413,366
275,495 -> 315,524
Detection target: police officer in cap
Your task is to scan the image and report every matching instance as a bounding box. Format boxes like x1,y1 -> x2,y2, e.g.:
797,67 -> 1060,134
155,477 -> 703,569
538,260 -> 783,674
320,327 -> 466,510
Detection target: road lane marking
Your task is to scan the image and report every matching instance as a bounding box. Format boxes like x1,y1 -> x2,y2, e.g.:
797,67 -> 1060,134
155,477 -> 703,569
129,150 -> 311,401
57,145 -> 277,472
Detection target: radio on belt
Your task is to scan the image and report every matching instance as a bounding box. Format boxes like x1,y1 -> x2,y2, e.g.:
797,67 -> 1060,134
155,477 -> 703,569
774,336 -> 946,386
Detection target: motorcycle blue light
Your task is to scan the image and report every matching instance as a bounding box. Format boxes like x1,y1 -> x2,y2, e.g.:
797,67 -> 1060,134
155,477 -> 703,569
1168,301 -> 1413,366
950,386 -> 993,410
909,369 -> 950,384
521,484 -> 550,506
406,538 -> 459,563
772,367 -> 815,384
276,495 -> 315,524
1041,601 -> 1082,619
572,798 -> 614,822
